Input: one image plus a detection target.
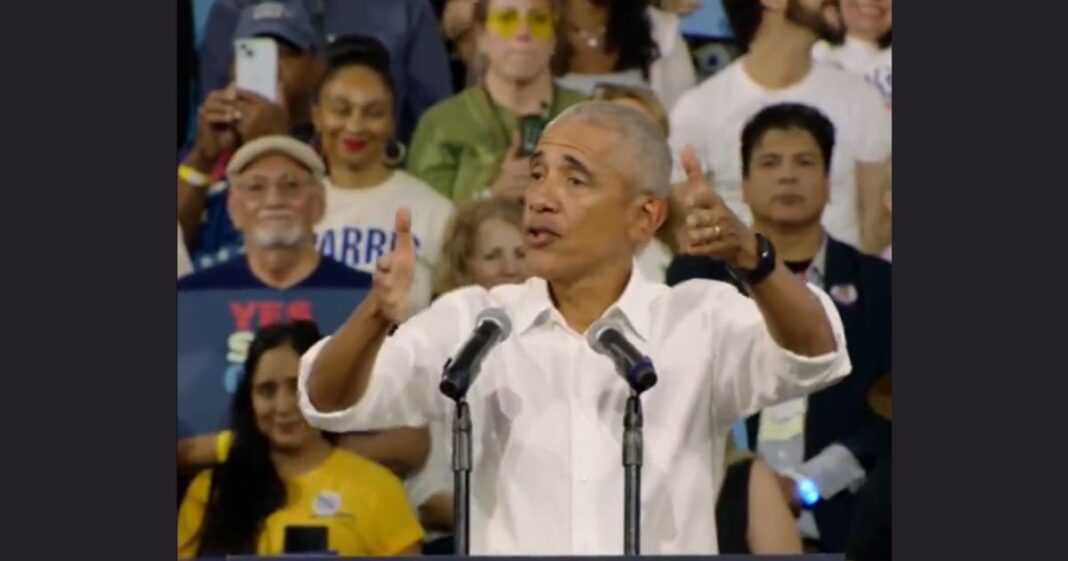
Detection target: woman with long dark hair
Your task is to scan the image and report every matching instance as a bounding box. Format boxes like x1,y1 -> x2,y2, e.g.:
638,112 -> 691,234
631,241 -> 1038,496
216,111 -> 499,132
178,321 -> 424,558
556,0 -> 696,111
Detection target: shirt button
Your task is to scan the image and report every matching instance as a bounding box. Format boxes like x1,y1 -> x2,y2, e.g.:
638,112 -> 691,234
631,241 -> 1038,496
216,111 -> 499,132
580,476 -> 589,483
579,413 -> 588,421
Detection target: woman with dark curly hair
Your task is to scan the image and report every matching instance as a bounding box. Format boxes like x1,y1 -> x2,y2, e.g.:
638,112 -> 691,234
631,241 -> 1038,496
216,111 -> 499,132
556,0 -> 696,110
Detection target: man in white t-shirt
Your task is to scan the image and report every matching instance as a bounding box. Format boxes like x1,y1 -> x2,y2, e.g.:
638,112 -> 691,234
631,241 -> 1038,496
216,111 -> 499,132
669,0 -> 891,254
315,169 -> 454,312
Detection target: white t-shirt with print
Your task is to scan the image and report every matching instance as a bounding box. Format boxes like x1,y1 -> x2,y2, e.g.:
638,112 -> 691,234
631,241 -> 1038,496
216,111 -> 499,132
315,170 -> 455,312
813,37 -> 892,106
668,59 -> 892,248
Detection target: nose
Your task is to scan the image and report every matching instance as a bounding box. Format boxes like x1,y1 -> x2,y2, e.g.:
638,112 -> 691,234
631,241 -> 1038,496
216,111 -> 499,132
275,385 -> 299,414
515,15 -> 533,41
343,111 -> 366,133
501,254 -> 520,275
525,179 -> 560,214
263,182 -> 287,206
777,163 -> 801,185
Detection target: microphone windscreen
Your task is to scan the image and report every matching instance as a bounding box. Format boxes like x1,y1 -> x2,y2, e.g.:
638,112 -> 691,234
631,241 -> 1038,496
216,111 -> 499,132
586,317 -> 622,355
477,307 -> 513,340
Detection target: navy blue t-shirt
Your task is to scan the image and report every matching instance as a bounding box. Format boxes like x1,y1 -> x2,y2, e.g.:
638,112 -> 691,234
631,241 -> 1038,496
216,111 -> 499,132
178,255 -> 372,291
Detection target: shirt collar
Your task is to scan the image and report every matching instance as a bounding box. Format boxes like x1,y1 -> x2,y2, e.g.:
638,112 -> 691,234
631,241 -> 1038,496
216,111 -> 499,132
513,260 -> 658,341
805,233 -> 830,288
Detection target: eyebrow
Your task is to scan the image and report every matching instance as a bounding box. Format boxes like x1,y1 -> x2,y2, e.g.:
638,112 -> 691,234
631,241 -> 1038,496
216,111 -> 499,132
562,155 -> 593,178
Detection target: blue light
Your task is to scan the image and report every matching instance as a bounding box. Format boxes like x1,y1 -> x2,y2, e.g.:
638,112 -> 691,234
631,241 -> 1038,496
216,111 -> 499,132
797,478 -> 821,507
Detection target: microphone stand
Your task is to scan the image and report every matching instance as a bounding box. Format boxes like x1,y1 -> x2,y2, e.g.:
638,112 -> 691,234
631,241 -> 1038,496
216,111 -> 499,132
451,395 -> 472,556
623,390 -> 643,555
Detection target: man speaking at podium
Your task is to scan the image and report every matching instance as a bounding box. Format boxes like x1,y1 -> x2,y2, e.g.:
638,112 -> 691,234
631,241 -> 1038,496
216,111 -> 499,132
297,102 -> 851,554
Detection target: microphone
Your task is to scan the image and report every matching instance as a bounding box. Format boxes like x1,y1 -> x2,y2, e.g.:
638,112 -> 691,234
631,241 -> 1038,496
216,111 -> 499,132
439,307 -> 512,400
587,319 -> 658,393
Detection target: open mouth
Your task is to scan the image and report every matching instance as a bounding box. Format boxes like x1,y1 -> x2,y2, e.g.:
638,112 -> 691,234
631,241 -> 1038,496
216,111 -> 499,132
525,226 -> 560,248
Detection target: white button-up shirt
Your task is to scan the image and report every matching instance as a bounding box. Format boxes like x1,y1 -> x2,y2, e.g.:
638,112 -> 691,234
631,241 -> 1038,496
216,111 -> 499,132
298,267 -> 851,554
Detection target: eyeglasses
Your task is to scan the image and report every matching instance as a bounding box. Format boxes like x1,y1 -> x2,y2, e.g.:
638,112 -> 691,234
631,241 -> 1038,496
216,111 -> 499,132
232,175 -> 318,201
486,9 -> 558,41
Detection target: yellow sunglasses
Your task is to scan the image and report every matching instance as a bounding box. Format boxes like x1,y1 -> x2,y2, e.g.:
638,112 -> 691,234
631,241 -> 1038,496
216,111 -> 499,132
486,9 -> 558,40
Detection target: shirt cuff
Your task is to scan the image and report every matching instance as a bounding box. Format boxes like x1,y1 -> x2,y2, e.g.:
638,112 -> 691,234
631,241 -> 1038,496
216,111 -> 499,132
795,443 -> 867,500
762,284 -> 852,385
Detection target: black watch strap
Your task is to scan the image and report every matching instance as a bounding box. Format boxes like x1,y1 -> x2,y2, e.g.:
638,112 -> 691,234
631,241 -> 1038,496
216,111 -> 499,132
728,233 -> 777,287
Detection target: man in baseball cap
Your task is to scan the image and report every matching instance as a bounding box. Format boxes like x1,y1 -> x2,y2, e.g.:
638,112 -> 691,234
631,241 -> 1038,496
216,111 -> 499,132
178,0 -> 326,274
233,0 -> 321,53
231,0 -> 323,131
179,136 -> 371,292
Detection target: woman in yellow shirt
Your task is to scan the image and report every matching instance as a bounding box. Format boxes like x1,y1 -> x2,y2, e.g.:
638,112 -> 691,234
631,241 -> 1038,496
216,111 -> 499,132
178,321 -> 424,558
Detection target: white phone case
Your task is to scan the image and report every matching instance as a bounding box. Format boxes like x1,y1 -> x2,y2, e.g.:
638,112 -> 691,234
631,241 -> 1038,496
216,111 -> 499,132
234,38 -> 278,102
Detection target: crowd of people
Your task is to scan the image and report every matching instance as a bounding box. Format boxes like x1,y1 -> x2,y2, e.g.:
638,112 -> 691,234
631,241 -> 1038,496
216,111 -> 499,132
177,0 -> 891,558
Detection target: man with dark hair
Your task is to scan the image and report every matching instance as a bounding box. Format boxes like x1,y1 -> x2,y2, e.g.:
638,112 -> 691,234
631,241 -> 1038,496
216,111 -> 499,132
669,0 -> 891,255
179,0 -> 325,271
668,102 -> 891,554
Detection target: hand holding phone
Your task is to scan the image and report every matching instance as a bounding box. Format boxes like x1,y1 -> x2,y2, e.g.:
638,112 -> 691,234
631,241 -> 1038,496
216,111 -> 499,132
516,114 -> 546,158
491,131 -> 534,201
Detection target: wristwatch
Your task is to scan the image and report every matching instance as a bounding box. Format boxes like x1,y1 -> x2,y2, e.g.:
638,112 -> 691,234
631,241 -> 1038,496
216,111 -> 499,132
727,233 -> 777,286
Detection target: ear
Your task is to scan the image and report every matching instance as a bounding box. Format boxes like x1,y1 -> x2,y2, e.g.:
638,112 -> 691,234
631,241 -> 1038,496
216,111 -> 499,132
475,22 -> 491,57
311,100 -> 322,134
741,176 -> 753,206
310,182 -> 327,225
628,195 -> 669,245
226,186 -> 247,232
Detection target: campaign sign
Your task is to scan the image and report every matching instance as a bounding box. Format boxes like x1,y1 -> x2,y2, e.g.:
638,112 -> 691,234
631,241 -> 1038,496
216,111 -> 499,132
178,288 -> 369,438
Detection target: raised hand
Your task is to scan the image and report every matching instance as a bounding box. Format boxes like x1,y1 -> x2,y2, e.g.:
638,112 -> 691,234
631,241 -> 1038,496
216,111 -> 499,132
489,131 -> 533,202
679,146 -> 759,270
373,208 -> 417,325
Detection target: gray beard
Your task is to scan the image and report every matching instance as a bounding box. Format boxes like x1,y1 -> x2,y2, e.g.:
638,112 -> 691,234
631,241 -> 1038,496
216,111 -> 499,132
250,226 -> 305,249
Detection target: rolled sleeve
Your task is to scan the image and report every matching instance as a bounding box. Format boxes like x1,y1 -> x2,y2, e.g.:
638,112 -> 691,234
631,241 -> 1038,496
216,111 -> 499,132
712,283 -> 852,423
296,332 -> 432,435
298,295 -> 470,434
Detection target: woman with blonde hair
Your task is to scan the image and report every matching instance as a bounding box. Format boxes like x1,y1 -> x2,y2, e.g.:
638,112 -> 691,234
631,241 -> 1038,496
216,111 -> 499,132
434,198 -> 529,297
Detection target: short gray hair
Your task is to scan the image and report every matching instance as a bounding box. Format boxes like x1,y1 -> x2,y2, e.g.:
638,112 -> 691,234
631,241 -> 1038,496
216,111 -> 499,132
545,101 -> 672,197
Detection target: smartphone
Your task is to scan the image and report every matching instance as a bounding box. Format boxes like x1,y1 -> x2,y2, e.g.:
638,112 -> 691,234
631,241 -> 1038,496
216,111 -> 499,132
516,115 -> 546,158
283,525 -> 329,553
234,38 -> 278,101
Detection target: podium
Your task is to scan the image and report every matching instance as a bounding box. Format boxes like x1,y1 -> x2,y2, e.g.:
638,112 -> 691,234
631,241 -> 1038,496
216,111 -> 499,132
214,551 -> 841,555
